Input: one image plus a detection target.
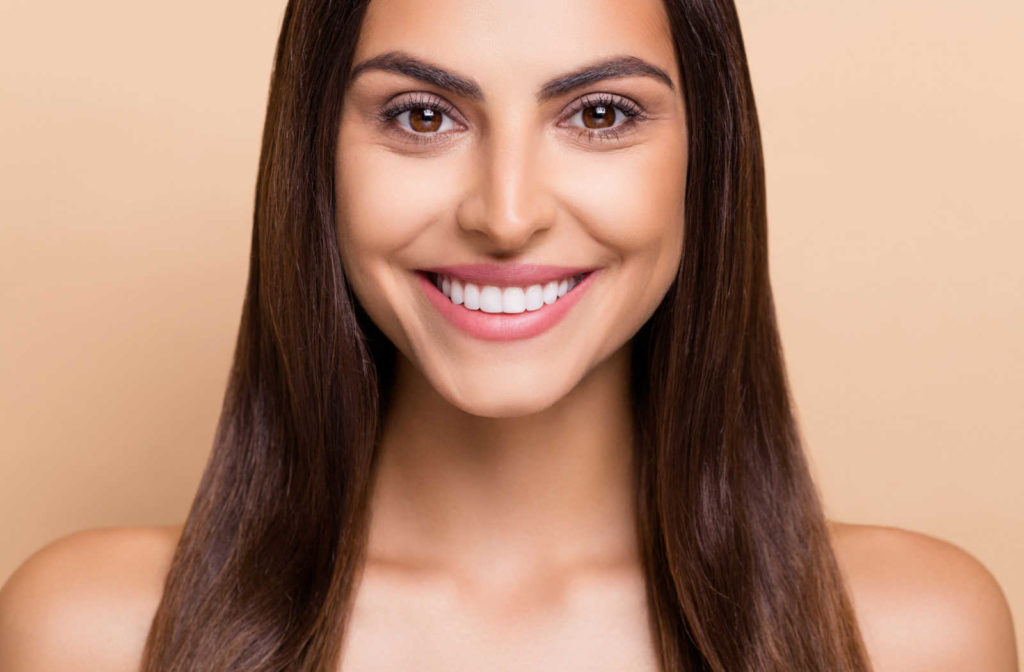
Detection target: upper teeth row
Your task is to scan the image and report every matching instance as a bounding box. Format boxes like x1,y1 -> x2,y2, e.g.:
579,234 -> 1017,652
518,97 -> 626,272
435,274 -> 585,313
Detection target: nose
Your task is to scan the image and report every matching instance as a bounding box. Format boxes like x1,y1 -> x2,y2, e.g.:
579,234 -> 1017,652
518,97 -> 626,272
455,117 -> 556,253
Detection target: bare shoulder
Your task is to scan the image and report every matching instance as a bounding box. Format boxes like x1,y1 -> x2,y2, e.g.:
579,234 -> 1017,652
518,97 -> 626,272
827,520 -> 1018,672
0,524 -> 183,672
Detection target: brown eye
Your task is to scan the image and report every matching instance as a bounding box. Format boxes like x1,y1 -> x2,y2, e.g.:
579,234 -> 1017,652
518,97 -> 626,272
387,102 -> 458,137
562,94 -> 645,140
581,104 -> 617,130
409,107 -> 442,133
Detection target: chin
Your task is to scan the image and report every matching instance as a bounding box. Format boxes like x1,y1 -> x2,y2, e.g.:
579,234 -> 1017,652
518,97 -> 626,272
447,394 -> 563,419
430,367 -> 578,419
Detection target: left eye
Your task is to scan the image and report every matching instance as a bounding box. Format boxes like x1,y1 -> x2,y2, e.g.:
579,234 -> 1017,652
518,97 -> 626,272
565,102 -> 633,131
559,93 -> 646,136
393,106 -> 458,135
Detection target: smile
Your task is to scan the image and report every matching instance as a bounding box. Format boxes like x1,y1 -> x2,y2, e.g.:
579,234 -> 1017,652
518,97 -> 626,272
431,272 -> 586,313
414,264 -> 599,341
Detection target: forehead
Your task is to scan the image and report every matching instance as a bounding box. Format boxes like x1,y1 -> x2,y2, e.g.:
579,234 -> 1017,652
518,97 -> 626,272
354,0 -> 678,91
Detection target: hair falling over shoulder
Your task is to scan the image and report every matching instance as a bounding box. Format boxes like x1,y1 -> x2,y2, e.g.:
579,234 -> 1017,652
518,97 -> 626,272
140,1 -> 875,669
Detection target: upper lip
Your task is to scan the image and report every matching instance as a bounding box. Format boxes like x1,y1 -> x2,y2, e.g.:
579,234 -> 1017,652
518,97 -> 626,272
418,263 -> 597,286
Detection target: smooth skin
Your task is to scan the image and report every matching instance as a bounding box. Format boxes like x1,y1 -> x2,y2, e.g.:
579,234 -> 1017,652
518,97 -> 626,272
0,0 -> 1018,670
0,523 -> 1017,670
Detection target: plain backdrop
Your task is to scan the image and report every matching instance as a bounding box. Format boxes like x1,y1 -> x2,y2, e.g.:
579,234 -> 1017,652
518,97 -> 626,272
1,0 -> 1021,651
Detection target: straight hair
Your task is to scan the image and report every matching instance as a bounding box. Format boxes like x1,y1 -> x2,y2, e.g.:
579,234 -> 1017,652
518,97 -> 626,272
141,0 -> 875,669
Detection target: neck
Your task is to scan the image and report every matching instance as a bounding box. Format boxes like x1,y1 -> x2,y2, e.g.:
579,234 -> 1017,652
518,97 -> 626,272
366,343 -> 639,589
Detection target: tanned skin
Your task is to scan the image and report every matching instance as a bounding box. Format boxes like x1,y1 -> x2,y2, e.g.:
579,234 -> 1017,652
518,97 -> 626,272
0,0 -> 1016,669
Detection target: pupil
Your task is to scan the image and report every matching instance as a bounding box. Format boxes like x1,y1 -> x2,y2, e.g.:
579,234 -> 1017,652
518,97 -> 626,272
583,105 -> 615,129
411,108 -> 441,133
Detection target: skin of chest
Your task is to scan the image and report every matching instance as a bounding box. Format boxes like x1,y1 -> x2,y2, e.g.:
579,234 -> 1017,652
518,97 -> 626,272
339,563 -> 660,672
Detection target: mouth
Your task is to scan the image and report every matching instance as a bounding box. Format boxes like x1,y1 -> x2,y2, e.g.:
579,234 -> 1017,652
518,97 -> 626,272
418,270 -> 591,313
413,264 -> 600,341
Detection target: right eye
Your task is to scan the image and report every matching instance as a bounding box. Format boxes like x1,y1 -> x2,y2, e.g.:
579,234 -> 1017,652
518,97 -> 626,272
378,93 -> 463,144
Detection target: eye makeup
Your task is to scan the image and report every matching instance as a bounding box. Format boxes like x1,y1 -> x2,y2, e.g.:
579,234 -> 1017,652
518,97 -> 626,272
374,92 -> 465,146
563,92 -> 648,145
373,90 -> 651,147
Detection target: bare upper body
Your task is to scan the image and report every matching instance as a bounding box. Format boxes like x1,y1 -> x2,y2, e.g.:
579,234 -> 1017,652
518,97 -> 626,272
0,520 -> 1017,671
1,0 -> 1017,668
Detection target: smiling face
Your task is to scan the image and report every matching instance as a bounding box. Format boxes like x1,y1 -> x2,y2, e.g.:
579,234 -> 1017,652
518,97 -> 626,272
335,0 -> 687,417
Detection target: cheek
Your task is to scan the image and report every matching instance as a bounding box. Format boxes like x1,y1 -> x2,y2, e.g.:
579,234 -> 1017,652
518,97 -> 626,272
333,123 -> 469,350
556,137 -> 687,263
335,147 -> 458,260
334,126 -> 466,312
552,136 -> 687,341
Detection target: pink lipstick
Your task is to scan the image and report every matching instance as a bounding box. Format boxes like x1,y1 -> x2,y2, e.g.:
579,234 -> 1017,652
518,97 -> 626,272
415,263 -> 600,341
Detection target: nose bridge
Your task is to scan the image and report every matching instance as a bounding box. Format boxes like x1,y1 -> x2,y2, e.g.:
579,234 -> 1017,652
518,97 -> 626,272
458,112 -> 554,249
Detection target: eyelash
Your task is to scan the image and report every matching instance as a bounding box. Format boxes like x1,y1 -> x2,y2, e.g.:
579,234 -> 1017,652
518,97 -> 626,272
375,91 -> 648,147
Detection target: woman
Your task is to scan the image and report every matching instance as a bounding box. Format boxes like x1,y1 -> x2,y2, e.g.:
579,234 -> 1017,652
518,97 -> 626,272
0,0 -> 1016,669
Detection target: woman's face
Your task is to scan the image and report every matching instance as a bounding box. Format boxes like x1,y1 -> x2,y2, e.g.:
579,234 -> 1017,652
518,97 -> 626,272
336,0 -> 687,417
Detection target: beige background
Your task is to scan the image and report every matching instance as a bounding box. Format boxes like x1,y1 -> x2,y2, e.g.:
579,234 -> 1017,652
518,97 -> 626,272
1,0 -> 1021,651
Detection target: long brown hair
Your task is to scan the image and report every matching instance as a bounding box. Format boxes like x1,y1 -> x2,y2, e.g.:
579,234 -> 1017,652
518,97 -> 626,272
141,1 -> 874,669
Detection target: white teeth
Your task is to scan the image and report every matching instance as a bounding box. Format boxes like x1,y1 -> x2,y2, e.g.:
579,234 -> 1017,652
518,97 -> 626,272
435,273 -> 587,313
479,286 -> 503,313
524,284 -> 544,311
463,283 -> 480,310
542,281 -> 558,304
502,287 -> 526,313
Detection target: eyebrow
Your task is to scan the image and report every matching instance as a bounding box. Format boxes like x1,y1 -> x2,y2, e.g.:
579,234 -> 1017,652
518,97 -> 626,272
348,50 -> 675,103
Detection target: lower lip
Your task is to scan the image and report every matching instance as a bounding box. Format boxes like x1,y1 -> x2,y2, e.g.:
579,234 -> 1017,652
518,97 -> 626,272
416,270 -> 600,341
